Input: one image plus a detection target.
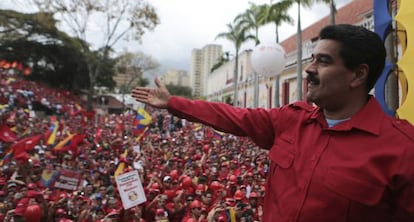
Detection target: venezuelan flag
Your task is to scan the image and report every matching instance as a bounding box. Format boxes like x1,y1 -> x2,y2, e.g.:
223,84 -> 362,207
136,127 -> 150,142
133,108 -> 152,135
213,129 -> 226,140
46,119 -> 59,145
0,148 -> 13,166
193,123 -> 203,132
114,149 -> 128,177
41,169 -> 59,188
53,133 -> 76,151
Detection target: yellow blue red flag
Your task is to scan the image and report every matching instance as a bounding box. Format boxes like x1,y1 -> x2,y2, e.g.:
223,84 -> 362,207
46,119 -> 59,145
133,108 -> 152,135
53,133 -> 76,151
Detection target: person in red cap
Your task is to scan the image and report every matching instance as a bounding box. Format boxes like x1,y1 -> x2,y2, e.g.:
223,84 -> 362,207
233,190 -> 247,207
102,208 -> 121,222
181,199 -> 207,222
144,193 -> 171,222
248,192 -> 262,221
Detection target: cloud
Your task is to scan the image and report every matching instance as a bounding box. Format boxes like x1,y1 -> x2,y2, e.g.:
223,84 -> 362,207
1,0 -> 352,72
130,0 -> 352,71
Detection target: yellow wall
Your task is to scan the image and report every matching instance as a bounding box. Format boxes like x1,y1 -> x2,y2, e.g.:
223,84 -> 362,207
395,0 -> 414,124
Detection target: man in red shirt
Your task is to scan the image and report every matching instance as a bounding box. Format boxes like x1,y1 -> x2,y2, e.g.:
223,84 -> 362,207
132,24 -> 414,221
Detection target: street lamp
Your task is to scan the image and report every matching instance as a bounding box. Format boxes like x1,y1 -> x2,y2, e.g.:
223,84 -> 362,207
251,42 -> 286,108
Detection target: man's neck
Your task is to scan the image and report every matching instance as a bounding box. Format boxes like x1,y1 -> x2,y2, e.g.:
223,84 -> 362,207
323,95 -> 370,120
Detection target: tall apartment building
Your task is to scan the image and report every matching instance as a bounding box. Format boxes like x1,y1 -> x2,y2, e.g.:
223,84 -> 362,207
189,44 -> 222,97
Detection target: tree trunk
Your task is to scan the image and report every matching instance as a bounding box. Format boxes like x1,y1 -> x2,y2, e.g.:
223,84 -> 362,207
296,2 -> 303,101
329,0 -> 335,24
233,49 -> 239,106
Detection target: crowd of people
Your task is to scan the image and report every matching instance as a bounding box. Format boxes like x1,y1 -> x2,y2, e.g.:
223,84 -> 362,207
0,71 -> 269,222
4,24 -> 414,222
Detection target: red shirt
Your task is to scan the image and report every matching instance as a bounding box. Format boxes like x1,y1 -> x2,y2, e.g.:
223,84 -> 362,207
168,96 -> 414,222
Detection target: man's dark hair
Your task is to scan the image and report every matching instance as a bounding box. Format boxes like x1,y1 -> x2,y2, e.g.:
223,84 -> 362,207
203,189 -> 214,197
319,24 -> 386,92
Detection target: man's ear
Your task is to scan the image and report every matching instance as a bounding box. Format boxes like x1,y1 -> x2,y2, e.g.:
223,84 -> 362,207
350,64 -> 369,88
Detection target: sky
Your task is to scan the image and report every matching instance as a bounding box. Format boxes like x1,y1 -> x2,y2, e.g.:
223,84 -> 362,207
2,0 -> 352,73
130,0 -> 353,72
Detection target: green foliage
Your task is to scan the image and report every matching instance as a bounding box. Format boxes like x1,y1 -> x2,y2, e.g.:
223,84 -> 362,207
25,0 -> 160,108
215,23 -> 256,52
210,51 -> 230,73
165,84 -> 192,98
0,9 -> 116,93
0,10 -> 59,41
114,51 -> 158,94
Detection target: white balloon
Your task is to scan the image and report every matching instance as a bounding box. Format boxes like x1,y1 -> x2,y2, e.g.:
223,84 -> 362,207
251,42 -> 286,77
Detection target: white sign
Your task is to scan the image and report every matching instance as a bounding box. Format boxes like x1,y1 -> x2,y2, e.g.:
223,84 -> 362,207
53,169 -> 81,191
115,170 -> 147,209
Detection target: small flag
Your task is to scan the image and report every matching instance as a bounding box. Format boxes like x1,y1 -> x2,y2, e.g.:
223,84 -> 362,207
136,127 -> 150,142
0,148 -> 13,166
11,134 -> 43,157
193,123 -> 203,132
53,133 -> 75,151
46,119 -> 59,145
212,129 -> 226,140
114,149 -> 129,177
0,124 -> 18,143
133,108 -> 152,136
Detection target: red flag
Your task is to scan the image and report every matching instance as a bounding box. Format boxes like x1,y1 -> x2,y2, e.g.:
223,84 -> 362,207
14,152 -> 30,162
0,125 -> 18,142
94,128 -> 103,145
11,134 -> 43,156
68,134 -> 86,156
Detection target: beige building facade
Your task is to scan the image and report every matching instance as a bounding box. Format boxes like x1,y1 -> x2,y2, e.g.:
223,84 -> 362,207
189,44 -> 222,98
162,69 -> 190,87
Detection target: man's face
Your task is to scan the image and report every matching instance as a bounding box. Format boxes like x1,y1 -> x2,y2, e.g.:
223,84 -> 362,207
202,193 -> 213,205
305,39 -> 355,109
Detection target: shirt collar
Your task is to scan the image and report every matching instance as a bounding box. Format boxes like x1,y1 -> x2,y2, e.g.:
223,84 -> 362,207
309,96 -> 384,135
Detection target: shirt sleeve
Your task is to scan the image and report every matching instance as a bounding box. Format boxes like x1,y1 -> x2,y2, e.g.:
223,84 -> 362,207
167,96 -> 277,149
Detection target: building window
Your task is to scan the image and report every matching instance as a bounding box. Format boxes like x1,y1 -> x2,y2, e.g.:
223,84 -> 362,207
282,81 -> 290,105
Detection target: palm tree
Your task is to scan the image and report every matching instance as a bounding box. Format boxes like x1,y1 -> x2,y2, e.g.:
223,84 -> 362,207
315,0 -> 337,24
216,23 -> 256,106
261,0 -> 294,107
232,4 -> 266,107
284,0 -> 314,101
262,0 -> 294,43
233,3 -> 266,45
292,0 -> 336,101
